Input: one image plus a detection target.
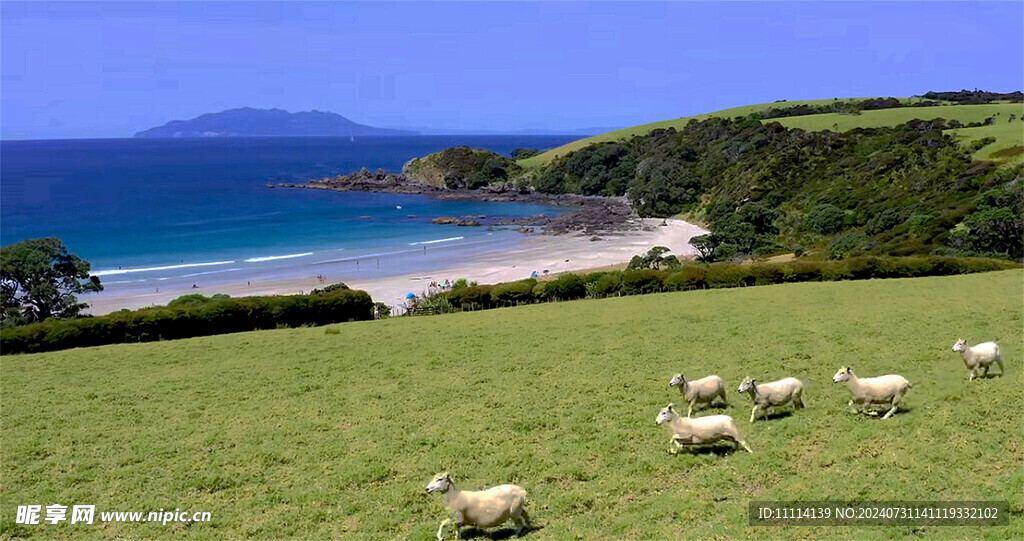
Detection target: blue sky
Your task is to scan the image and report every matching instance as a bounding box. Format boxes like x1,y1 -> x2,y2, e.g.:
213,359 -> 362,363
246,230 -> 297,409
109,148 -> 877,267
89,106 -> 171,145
2,1 -> 1021,139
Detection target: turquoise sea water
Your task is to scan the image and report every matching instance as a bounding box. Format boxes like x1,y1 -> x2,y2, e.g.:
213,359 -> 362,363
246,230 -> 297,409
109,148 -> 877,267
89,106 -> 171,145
0,136 -> 578,295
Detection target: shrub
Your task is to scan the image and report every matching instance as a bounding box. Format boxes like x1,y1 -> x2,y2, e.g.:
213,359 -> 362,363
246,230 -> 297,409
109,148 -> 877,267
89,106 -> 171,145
416,294 -> 454,314
1,289 -> 373,355
705,263 -> 749,288
168,293 -> 218,307
541,273 -> 587,300
312,282 -> 349,294
621,269 -> 665,295
373,302 -> 391,318
828,233 -> 867,260
820,261 -> 854,281
591,273 -> 623,297
664,266 -> 708,290
445,284 -> 494,309
491,279 -> 537,305
805,204 -> 848,235
745,263 -> 786,286
865,209 -> 905,235
781,261 -> 825,283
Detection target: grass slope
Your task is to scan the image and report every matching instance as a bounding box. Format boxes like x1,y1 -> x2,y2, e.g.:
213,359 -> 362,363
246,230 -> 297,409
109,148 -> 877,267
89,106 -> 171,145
948,120 -> 1024,167
522,100 -> 1023,168
519,98 -> 862,167
2,271 -> 1022,539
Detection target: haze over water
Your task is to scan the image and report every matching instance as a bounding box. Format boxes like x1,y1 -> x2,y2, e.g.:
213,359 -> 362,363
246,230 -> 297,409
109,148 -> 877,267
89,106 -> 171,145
1,136 -> 578,295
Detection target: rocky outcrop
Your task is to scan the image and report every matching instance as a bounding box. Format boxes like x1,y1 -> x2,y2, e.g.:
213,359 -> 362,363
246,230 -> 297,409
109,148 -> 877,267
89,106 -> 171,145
271,169 -> 640,235
432,217 -> 482,226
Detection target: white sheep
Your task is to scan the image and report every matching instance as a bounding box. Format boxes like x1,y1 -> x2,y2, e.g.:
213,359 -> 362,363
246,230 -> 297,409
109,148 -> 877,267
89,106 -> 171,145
738,376 -> 805,422
832,366 -> 911,420
669,373 -> 729,417
425,471 -> 531,540
952,339 -> 1004,380
655,403 -> 753,453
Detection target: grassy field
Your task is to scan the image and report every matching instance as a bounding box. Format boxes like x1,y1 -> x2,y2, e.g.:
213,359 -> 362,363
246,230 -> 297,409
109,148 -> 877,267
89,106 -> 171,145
521,100 -> 1023,168
2,270 -> 1022,539
947,120 -> 1024,167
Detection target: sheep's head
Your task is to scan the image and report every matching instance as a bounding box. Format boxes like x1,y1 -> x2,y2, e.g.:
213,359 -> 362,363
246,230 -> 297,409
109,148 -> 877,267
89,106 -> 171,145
655,403 -> 676,426
833,366 -> 853,383
738,377 -> 756,393
952,339 -> 968,353
426,471 -> 453,493
669,374 -> 685,388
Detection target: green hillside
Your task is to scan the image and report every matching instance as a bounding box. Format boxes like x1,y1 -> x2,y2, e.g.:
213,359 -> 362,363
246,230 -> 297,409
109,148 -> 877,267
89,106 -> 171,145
948,120 -> 1024,166
3,270 -> 1021,539
521,99 -> 1023,168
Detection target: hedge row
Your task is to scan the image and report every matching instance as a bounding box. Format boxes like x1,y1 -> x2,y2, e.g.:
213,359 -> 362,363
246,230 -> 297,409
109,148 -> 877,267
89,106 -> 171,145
1,289 -> 373,355
441,256 -> 1019,310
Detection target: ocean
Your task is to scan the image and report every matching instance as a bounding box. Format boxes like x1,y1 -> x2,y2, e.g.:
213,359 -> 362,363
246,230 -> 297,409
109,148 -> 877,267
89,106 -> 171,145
0,136 -> 579,298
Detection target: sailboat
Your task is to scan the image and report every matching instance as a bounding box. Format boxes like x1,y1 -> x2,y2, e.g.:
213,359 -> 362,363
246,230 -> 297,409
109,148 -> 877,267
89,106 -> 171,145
350,136 -> 355,142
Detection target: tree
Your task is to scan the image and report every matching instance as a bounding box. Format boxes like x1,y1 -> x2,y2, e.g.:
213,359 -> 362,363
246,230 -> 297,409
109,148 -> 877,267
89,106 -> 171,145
804,204 -> 847,235
510,148 -> 540,160
627,246 -> 682,270
963,208 -> 1023,258
689,234 -> 719,262
1,238 -> 102,325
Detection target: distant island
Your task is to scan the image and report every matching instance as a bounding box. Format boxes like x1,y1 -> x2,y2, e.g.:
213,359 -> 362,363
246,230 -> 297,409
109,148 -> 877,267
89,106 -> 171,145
134,107 -> 418,138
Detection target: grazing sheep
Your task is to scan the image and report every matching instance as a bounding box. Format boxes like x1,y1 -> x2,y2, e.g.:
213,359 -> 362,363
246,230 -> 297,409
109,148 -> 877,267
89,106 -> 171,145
669,373 -> 729,417
738,377 -> 805,422
655,403 -> 752,453
426,471 -> 531,540
832,366 -> 911,420
952,339 -> 1004,380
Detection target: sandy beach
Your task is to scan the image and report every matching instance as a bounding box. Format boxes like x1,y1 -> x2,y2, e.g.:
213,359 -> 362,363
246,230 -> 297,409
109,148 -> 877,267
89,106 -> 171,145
85,218 -> 707,315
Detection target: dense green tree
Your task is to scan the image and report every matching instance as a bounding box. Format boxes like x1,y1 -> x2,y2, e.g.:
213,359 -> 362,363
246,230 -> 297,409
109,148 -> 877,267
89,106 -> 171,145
689,234 -> 719,262
962,208 -> 1023,258
804,204 -> 848,235
1,238 -> 102,325
828,233 -> 867,260
713,215 -> 759,253
865,208 -> 905,235
510,148 -> 540,160
627,246 -> 682,270
736,202 -> 780,235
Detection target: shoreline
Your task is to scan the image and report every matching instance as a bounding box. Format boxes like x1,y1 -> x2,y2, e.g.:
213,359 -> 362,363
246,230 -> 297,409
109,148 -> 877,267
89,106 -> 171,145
86,172 -> 706,315
85,218 -> 707,315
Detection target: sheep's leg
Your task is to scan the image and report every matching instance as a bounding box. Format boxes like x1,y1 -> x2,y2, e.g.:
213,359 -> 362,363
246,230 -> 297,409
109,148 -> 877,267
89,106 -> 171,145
794,393 -> 804,409
669,438 -> 682,455
881,396 -> 901,420
687,403 -> 694,418
727,434 -> 753,453
436,518 -> 452,541
514,508 -> 531,536
749,405 -> 759,423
